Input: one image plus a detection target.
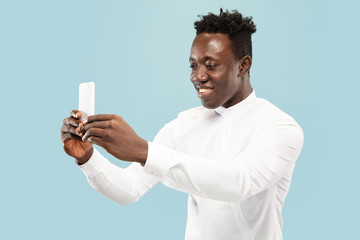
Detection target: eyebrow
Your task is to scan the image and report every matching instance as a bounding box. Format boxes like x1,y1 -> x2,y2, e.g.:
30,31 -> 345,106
189,56 -> 216,62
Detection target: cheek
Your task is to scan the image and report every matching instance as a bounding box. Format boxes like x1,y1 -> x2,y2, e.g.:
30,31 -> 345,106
218,76 -> 240,98
217,73 -> 235,89
227,71 -> 241,88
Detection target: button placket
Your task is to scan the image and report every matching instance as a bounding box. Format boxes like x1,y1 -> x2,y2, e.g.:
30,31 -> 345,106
221,111 -> 232,161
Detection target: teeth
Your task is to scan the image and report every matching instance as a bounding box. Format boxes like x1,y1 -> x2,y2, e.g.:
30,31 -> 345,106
199,88 -> 212,93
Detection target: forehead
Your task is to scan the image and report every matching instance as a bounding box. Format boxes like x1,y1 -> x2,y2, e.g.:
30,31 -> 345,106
190,33 -> 233,61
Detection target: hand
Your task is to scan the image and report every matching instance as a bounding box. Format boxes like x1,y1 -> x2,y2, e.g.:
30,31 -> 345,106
61,110 -> 93,164
80,114 -> 148,165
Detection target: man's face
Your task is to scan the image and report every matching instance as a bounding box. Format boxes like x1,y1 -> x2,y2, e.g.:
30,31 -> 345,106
189,33 -> 245,109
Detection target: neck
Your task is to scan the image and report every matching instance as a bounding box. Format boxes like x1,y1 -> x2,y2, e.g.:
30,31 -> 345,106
223,75 -> 253,108
241,75 -> 253,100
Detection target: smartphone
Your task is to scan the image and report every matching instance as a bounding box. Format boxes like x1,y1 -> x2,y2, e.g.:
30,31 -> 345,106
79,82 -> 95,121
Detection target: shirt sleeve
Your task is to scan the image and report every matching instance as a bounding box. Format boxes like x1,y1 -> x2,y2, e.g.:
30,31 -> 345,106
78,148 -> 159,205
78,120 -> 176,205
143,120 -> 304,202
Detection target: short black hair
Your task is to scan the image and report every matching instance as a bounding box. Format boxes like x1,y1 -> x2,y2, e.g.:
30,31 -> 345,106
194,9 -> 256,60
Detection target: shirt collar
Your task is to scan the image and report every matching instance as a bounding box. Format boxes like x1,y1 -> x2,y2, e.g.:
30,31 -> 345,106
214,90 -> 256,116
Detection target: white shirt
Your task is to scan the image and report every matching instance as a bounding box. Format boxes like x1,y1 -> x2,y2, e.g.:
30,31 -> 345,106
79,91 -> 304,240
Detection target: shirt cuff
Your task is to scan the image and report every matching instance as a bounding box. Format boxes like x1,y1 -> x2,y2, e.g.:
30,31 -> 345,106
77,147 -> 108,178
143,141 -> 176,179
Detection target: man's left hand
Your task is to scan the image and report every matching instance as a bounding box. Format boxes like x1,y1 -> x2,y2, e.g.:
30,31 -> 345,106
79,114 -> 148,165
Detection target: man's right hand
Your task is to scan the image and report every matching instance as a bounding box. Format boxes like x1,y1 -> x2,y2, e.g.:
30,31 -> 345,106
61,110 -> 93,164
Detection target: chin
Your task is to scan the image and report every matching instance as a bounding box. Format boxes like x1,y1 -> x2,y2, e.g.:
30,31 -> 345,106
201,100 -> 220,109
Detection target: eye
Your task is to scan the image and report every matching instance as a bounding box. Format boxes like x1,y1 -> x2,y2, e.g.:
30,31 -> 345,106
189,64 -> 198,70
206,64 -> 217,70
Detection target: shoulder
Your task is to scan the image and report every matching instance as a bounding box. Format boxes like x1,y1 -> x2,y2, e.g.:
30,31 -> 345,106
160,105 -> 213,134
153,106 -> 205,146
158,105 -> 205,131
177,105 -> 206,118
253,98 -> 298,123
252,97 -> 304,141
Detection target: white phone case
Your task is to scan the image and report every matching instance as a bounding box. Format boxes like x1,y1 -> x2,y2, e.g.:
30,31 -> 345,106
79,82 -> 95,119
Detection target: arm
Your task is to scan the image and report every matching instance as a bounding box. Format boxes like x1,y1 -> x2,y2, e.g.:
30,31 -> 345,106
79,113 -> 303,202
143,121 -> 304,202
78,148 -> 159,205
61,111 -> 159,205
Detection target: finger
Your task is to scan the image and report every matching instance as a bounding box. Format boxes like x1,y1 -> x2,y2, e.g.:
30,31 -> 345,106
76,122 -> 85,134
87,114 -> 117,124
63,117 -> 80,128
61,132 -> 81,142
61,124 -> 77,135
87,136 -> 106,148
61,132 -> 72,143
82,121 -> 109,132
61,124 -> 82,137
70,110 -> 82,119
82,128 -> 107,142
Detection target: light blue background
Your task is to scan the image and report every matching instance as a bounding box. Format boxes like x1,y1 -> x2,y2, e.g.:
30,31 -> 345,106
1,0 -> 359,239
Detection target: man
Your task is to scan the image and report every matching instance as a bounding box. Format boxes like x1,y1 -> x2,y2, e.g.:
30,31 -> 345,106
61,9 -> 303,240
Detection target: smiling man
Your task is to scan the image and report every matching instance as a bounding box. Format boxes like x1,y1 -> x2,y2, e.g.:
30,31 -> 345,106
61,9 -> 303,240
190,32 -> 252,109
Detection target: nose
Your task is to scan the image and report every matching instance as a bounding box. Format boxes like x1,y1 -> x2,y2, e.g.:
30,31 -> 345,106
191,65 -> 209,84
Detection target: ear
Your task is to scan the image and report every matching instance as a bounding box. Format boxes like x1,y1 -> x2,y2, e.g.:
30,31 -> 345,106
237,55 -> 252,77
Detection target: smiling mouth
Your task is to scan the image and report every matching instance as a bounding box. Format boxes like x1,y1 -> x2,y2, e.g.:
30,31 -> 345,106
196,87 -> 214,97
199,88 -> 212,93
